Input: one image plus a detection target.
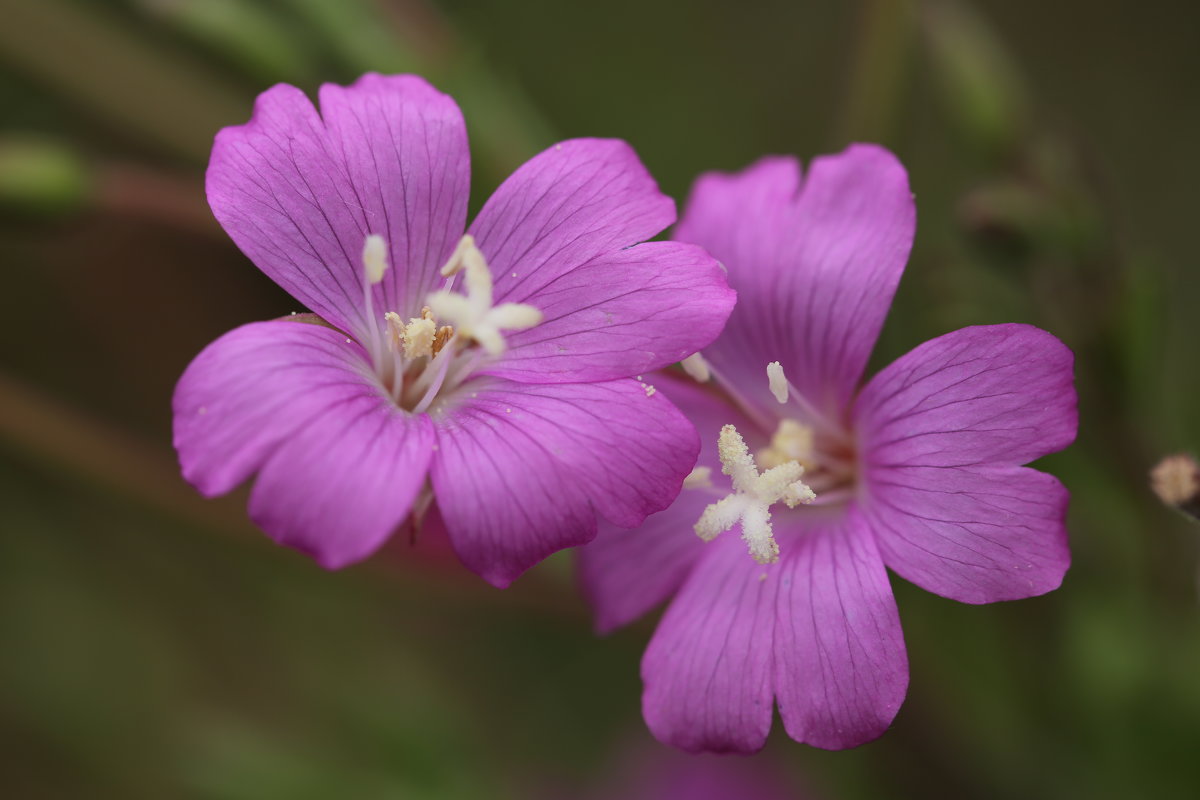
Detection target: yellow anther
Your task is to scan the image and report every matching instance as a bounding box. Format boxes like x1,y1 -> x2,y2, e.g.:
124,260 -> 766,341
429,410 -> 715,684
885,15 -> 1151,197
757,419 -> 816,471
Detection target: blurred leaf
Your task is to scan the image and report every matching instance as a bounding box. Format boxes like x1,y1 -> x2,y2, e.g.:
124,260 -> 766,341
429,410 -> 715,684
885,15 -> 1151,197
1115,255 -> 1168,434
922,0 -> 1029,158
135,0 -> 320,84
0,0 -> 248,160
441,49 -> 558,183
0,137 -> 90,216
281,0 -> 423,75
838,0 -> 917,144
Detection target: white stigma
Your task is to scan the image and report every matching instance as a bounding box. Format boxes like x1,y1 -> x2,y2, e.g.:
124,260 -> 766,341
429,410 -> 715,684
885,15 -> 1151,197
427,235 -> 542,355
681,352 -> 711,383
694,424 -> 816,564
363,233 -> 389,284
766,361 -> 788,404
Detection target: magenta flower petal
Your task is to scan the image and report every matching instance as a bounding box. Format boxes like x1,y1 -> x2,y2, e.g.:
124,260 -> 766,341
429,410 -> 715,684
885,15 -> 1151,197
431,378 -> 698,588
489,241 -> 735,383
207,74 -> 468,338
773,512 -> 908,750
469,138 -> 675,308
675,145 -> 915,418
317,74 -> 471,317
641,534 -> 778,754
174,319 -> 434,568
865,465 -> 1069,603
855,322 -> 1077,603
247,395 -> 434,569
578,373 -> 760,632
174,320 -> 374,497
855,323 -> 1078,468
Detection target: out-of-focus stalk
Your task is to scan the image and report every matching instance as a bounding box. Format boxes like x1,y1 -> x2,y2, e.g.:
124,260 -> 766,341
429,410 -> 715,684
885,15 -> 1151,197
0,135 -> 221,233
0,372 -> 254,537
281,0 -> 423,75
0,0 -> 248,161
0,138 -> 89,216
921,0 -> 1030,159
136,0 -> 319,84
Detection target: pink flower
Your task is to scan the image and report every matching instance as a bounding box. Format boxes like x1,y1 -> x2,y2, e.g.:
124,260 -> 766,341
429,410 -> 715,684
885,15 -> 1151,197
173,74 -> 734,586
578,145 -> 1077,751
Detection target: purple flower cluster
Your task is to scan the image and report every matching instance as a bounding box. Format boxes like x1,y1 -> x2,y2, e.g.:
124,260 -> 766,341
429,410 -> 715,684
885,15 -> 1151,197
175,75 -> 1077,753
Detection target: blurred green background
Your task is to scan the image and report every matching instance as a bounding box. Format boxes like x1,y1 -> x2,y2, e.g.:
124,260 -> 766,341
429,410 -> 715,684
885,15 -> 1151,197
2,0 -> 1199,797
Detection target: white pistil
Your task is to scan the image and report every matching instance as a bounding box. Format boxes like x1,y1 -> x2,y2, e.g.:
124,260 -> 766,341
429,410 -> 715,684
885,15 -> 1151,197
427,235 -> 542,355
681,352 -> 711,383
766,361 -> 788,404
694,424 -> 816,564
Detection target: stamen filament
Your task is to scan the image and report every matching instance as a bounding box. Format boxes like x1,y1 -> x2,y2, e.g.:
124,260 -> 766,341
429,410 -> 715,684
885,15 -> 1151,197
410,335 -> 460,414
761,360 -> 848,443
359,234 -> 390,369
681,352 -> 711,383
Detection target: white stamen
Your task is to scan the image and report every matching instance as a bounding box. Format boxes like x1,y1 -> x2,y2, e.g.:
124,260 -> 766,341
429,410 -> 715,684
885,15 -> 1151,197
363,234 -> 389,284
766,361 -> 788,404
682,466 -> 713,489
427,235 -> 541,355
694,424 -> 816,564
681,352 -> 711,383
384,311 -> 405,352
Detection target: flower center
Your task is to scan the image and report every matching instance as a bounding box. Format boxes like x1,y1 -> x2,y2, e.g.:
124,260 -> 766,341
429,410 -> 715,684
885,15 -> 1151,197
756,418 -> 816,472
356,233 -> 542,413
686,359 -> 860,564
